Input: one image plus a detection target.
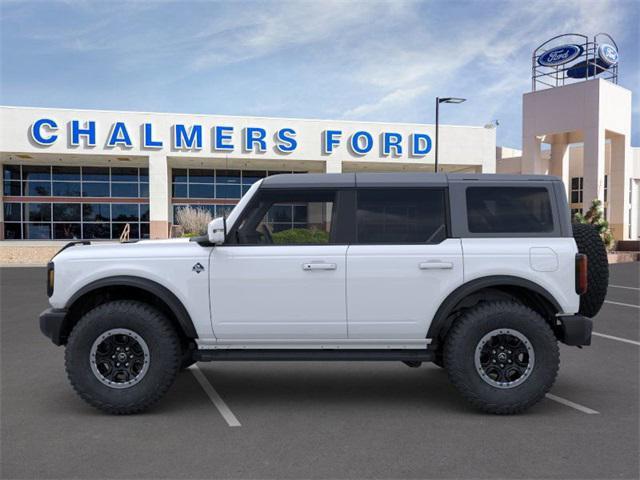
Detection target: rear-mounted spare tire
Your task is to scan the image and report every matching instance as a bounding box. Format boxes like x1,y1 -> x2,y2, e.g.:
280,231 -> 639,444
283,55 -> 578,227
572,223 -> 609,317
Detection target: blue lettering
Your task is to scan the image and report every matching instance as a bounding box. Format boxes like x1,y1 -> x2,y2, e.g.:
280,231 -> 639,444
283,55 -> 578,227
30,118 -> 58,145
143,123 -> 163,148
275,128 -> 297,153
174,124 -> 203,149
383,132 -> 403,156
350,131 -> 373,155
411,133 -> 432,156
214,126 -> 234,151
71,120 -> 96,147
323,130 -> 342,154
244,127 -> 267,152
107,122 -> 132,148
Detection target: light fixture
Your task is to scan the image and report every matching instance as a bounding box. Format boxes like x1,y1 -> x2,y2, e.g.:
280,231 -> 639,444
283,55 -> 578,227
435,96 -> 467,172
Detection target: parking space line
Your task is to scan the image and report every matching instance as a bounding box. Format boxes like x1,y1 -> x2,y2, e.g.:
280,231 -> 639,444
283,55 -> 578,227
188,365 -> 241,427
593,332 -> 640,346
545,394 -> 599,414
609,284 -> 640,291
604,300 -> 640,309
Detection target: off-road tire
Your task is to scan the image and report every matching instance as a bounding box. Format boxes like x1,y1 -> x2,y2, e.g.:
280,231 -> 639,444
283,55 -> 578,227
65,300 -> 181,414
444,301 -> 559,414
572,223 -> 609,317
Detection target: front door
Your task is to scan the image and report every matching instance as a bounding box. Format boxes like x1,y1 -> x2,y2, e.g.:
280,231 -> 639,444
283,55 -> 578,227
210,188 -> 348,340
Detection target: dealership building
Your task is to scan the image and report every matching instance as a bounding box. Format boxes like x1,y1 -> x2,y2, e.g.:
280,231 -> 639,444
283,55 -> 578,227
0,107 -> 495,241
0,34 -> 638,244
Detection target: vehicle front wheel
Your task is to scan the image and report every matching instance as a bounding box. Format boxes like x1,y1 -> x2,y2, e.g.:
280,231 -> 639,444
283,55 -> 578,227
443,301 -> 559,414
65,300 -> 181,414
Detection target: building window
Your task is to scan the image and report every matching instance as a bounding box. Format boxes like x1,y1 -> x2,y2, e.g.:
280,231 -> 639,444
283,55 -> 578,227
604,175 -> 608,203
571,208 -> 581,220
170,168 -> 299,224
2,164 -> 149,240
570,177 -> 583,204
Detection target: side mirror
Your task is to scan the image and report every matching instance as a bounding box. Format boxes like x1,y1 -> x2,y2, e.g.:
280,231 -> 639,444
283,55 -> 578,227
207,216 -> 226,245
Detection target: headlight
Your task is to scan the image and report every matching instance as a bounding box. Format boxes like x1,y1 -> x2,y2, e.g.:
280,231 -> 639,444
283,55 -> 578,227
47,262 -> 54,297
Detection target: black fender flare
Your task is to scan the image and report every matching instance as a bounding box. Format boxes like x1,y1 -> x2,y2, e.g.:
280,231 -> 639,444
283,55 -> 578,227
427,275 -> 562,343
66,275 -> 198,338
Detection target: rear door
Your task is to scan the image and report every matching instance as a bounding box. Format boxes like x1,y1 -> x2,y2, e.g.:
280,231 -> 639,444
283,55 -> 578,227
346,188 -> 463,339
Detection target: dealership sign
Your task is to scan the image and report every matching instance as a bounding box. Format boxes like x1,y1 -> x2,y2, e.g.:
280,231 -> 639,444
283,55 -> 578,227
598,43 -> 618,66
537,44 -> 583,67
29,118 -> 433,157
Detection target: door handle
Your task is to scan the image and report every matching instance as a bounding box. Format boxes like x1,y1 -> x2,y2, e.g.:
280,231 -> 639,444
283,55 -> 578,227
419,261 -> 453,270
302,263 -> 337,271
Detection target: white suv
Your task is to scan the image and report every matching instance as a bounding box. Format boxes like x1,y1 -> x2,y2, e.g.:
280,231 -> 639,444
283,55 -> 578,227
40,173 -> 608,414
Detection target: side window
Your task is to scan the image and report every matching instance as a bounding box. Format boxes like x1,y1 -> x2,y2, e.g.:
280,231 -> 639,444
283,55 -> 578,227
466,187 -> 554,233
236,190 -> 336,245
356,188 -> 447,244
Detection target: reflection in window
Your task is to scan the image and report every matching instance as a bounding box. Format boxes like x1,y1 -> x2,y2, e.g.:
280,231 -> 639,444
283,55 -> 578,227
238,190 -> 334,245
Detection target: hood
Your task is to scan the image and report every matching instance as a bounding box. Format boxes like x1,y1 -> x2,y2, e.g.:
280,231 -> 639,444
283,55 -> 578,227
52,237 -> 205,263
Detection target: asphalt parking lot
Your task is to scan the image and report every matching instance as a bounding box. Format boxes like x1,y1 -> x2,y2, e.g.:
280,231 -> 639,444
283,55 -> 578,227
1,263 -> 638,479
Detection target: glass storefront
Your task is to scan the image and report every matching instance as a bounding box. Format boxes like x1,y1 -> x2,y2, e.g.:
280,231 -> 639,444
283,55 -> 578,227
2,165 -> 149,240
171,168 -> 302,221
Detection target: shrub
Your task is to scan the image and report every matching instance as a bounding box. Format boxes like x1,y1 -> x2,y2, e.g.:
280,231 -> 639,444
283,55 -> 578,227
573,199 -> 615,251
175,206 -> 213,236
271,228 -> 330,245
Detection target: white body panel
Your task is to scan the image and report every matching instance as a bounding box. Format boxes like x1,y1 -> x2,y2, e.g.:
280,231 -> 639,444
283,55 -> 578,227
461,238 -> 580,314
49,239 -> 215,339
209,245 -> 348,339
346,240 -> 464,339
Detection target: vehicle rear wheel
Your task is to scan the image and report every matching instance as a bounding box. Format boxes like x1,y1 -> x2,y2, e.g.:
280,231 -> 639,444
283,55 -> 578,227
444,301 -> 559,414
65,300 -> 181,414
572,223 -> 609,317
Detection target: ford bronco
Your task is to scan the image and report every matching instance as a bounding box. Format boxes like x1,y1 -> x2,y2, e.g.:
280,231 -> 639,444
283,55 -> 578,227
40,173 -> 608,414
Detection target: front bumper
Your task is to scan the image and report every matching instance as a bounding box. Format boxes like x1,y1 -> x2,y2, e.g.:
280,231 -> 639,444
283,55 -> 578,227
557,315 -> 592,346
39,308 -> 68,346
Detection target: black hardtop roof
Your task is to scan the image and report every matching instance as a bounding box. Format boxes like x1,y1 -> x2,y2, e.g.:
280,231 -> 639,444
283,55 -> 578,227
260,172 -> 560,189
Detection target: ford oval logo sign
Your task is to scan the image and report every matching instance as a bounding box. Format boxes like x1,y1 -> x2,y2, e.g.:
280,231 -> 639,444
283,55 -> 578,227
598,44 -> 618,66
538,44 -> 583,67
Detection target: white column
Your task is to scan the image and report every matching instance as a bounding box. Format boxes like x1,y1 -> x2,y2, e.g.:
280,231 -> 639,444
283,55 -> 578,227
325,159 -> 342,173
522,135 -> 543,173
550,134 -> 570,196
148,153 -> 170,239
609,134 -> 631,240
582,126 -> 606,213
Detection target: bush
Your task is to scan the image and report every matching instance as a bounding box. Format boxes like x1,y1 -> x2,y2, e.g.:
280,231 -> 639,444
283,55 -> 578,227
573,199 -> 615,251
271,228 -> 330,245
175,206 -> 213,236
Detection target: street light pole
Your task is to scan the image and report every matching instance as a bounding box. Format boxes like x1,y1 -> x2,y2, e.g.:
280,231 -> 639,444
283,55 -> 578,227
434,96 -> 467,173
435,97 -> 440,173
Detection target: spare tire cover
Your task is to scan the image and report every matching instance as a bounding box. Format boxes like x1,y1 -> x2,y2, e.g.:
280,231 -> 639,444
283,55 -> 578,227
572,223 -> 609,317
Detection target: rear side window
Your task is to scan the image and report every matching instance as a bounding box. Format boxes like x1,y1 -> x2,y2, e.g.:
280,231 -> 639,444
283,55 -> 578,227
356,188 -> 447,244
466,187 -> 554,233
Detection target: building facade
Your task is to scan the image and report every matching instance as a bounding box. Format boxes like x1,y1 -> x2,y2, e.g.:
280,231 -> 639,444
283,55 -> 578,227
497,79 -> 639,240
0,106 -> 496,241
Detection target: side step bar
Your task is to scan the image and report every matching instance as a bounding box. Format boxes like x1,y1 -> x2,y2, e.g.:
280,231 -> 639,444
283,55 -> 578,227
194,349 -> 435,362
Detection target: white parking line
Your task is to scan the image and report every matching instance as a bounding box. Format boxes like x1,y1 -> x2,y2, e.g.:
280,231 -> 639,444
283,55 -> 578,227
593,332 -> 640,346
189,365 -> 241,427
545,393 -> 599,414
604,300 -> 640,309
609,284 -> 640,291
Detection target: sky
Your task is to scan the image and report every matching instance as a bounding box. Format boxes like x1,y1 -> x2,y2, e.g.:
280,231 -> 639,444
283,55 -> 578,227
1,0 -> 638,149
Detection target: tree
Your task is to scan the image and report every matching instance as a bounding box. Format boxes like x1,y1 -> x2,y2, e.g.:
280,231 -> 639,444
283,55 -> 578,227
573,199 -> 615,251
